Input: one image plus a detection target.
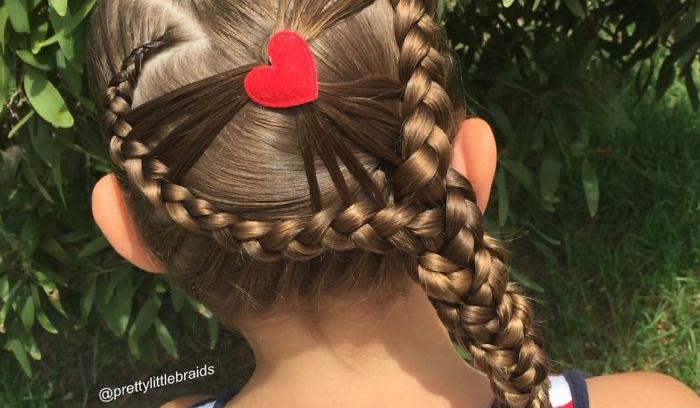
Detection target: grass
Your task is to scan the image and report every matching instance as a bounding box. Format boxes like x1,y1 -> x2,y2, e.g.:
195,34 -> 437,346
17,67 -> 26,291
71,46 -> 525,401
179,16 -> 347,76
511,83 -> 700,391
1,84 -> 698,406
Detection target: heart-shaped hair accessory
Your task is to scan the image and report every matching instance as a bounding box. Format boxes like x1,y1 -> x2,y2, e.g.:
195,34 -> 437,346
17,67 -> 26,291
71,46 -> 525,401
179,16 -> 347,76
244,31 -> 319,108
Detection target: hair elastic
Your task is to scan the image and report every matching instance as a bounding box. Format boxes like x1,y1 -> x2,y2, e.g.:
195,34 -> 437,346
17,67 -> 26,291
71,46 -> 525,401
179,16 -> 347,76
244,31 -> 319,108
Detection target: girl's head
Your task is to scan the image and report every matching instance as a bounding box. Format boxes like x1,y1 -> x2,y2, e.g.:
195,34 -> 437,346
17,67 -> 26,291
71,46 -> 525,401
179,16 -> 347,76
87,1 -> 550,406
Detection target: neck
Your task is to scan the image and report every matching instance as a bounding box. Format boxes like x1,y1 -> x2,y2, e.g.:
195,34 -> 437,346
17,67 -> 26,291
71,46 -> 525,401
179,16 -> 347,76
233,281 -> 494,407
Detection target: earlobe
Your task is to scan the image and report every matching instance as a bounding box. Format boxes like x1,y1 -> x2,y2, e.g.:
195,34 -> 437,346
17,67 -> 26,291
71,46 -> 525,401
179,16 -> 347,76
91,174 -> 166,273
451,118 -> 498,213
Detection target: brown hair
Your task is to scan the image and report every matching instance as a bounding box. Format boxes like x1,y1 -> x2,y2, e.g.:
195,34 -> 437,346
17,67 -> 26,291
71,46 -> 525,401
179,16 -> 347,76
87,0 -> 551,406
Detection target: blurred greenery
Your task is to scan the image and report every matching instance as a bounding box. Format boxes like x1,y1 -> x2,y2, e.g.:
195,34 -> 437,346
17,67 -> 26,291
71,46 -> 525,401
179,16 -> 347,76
512,81 -> 700,390
0,0 -> 698,406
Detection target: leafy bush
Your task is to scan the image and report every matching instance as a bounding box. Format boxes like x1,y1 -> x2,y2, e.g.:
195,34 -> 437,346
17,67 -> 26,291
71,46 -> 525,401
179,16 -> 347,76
0,1 -> 219,378
444,0 -> 699,228
0,0 -> 698,380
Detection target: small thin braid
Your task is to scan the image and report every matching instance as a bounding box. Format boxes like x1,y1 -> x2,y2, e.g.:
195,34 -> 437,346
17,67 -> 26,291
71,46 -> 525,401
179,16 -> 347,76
391,1 -> 552,407
101,32 -> 174,174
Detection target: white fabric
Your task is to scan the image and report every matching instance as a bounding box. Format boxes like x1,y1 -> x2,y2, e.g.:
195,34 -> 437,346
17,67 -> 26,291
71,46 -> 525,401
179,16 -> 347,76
549,374 -> 574,407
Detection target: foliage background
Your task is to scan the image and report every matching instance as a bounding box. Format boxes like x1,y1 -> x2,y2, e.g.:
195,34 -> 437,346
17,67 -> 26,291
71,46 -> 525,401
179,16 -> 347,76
0,0 -> 698,406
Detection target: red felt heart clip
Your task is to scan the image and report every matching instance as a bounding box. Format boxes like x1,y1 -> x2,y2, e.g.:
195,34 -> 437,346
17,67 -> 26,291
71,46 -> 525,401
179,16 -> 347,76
244,31 -> 319,108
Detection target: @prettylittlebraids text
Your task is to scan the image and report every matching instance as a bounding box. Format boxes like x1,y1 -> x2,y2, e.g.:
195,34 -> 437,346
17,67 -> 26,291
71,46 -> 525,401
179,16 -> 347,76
98,364 -> 216,403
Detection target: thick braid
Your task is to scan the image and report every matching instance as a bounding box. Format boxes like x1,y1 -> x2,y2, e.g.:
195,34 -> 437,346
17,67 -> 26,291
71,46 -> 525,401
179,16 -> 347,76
427,170 -> 552,407
391,1 -> 552,407
391,0 -> 454,206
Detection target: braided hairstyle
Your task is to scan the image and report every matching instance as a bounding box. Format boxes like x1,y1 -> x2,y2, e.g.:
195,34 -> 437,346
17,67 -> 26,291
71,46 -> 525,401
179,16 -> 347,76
87,0 -> 551,406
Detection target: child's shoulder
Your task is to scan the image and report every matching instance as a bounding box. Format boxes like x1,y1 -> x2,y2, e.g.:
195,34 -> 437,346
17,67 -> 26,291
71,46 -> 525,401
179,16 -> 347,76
586,371 -> 699,408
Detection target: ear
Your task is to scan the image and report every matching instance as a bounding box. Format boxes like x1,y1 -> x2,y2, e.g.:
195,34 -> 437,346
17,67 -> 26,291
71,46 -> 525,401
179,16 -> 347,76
451,118 -> 497,213
91,173 -> 166,273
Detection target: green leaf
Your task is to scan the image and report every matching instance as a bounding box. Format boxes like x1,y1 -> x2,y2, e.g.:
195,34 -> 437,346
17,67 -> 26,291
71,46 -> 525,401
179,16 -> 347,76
20,217 -> 40,260
190,298 -> 213,319
207,318 -> 219,349
575,39 -> 598,75
16,49 -> 53,71
34,268 -> 67,288
6,339 -> 32,377
437,0 -> 446,20
154,318 -> 178,358
496,167 -> 509,226
49,6 -> 86,68
171,286 -> 186,312
23,67 -> 74,128
529,222 -> 562,246
26,334 -> 41,360
22,162 -> 54,204
7,0 -> 29,33
78,236 -> 109,258
685,70 -> 699,111
502,0 -> 516,7
29,116 -> 54,164
33,271 -> 67,317
655,56 -> 676,100
32,285 -> 58,334
500,159 -> 533,190
46,289 -> 67,316
31,0 -> 97,53
485,98 -> 515,140
0,277 -> 8,300
540,149 -> 562,200
508,266 -> 545,293
80,275 -> 96,317
128,295 -> 162,343
50,142 -> 65,205
36,307 -> 58,334
0,52 -> 12,102
40,237 -> 73,266
19,294 -> 35,330
0,284 -> 21,331
56,48 -> 83,97
563,0 -> 585,18
48,0 -> 67,16
8,110 -> 34,138
0,6 -> 9,53
581,159 -> 600,217
0,146 -> 22,186
29,19 -> 49,48
98,272 -> 134,336
532,240 -> 559,267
